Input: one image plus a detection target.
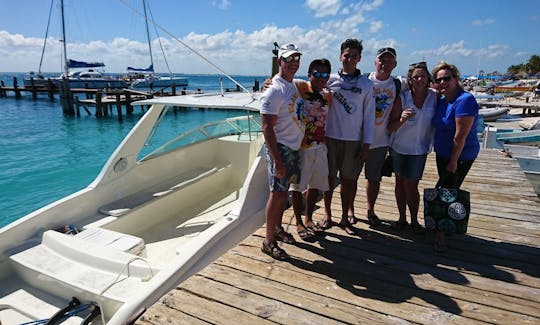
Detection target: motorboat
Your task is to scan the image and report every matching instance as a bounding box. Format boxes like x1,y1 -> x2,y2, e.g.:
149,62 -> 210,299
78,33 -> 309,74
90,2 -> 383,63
478,106 -> 509,122
0,91 -> 267,324
496,128 -> 540,146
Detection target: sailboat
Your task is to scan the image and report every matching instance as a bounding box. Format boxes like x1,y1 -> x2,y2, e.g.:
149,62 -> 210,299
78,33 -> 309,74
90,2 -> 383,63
24,0 -> 127,89
127,0 -> 188,89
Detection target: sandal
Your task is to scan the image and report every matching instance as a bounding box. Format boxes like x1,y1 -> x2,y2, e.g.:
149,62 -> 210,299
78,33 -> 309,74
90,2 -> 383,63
316,219 -> 333,230
261,240 -> 289,260
391,220 -> 409,230
306,222 -> 323,234
411,222 -> 426,234
297,227 -> 315,241
348,215 -> 360,225
433,241 -> 447,254
275,226 -> 296,244
367,213 -> 382,226
338,220 -> 357,235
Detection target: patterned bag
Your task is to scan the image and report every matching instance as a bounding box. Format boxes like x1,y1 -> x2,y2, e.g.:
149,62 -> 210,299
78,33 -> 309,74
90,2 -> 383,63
423,187 -> 470,234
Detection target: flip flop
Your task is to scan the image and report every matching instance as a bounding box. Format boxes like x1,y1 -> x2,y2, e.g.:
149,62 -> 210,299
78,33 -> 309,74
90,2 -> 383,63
306,222 -> 323,234
316,219 -> 333,230
297,228 -> 315,241
338,221 -> 356,235
275,226 -> 296,244
348,215 -> 360,225
391,220 -> 409,230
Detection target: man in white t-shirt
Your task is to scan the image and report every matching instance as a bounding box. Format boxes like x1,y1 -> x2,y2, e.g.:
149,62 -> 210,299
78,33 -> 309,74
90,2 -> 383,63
359,47 -> 403,226
260,43 -> 306,260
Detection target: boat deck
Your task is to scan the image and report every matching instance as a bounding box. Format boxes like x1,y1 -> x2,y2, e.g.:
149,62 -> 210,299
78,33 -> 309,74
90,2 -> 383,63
137,149 -> 540,324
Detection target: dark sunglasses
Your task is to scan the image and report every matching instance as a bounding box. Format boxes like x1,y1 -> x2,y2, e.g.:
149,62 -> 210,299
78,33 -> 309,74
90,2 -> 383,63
311,71 -> 329,79
435,76 -> 453,84
282,55 -> 300,63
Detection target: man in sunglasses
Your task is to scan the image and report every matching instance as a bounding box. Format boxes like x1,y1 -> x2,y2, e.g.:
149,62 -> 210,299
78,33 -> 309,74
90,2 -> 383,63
321,38 -> 376,235
288,59 -> 332,241
260,43 -> 306,260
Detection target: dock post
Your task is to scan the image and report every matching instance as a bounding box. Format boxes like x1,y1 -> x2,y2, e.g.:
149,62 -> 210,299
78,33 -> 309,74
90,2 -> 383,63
125,91 -> 133,114
0,81 -> 6,97
74,96 -> 80,117
59,78 -> 74,115
95,91 -> 103,117
30,78 -> 37,99
13,77 -> 21,99
46,79 -> 55,101
115,93 -> 123,122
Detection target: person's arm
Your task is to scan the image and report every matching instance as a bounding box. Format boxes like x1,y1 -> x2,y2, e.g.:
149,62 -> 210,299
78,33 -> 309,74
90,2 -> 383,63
447,116 -> 475,173
261,114 -> 285,178
386,95 -> 412,132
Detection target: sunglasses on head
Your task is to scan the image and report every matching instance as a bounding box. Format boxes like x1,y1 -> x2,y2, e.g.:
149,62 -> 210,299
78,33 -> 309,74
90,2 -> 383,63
409,61 -> 427,69
282,55 -> 300,63
311,71 -> 329,79
435,76 -> 453,84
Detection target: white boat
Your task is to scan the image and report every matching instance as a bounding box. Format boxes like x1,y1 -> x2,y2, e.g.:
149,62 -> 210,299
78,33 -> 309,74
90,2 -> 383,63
479,106 -> 509,122
23,0 -> 128,90
496,129 -> 540,146
0,92 -> 267,324
127,0 -> 188,89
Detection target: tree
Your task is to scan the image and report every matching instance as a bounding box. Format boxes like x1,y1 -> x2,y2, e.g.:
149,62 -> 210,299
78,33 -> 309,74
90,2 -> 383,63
507,55 -> 540,75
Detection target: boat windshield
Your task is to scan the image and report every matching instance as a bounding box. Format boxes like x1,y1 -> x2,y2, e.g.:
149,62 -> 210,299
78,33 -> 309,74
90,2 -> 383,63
138,111 -> 262,162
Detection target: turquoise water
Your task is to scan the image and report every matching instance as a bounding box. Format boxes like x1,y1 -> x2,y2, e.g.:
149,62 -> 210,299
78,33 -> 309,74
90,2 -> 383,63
0,73 -> 264,227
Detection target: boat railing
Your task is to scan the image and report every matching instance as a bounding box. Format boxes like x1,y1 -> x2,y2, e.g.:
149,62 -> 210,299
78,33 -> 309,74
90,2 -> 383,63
140,115 -> 262,161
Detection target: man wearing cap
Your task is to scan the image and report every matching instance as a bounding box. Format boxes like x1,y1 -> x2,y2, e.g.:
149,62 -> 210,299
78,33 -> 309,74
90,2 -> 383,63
319,38 -> 376,235
260,43 -> 306,260
358,47 -> 403,226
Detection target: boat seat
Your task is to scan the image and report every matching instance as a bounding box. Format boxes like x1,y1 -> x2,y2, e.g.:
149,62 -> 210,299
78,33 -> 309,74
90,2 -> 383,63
74,227 -> 145,255
98,163 -> 231,217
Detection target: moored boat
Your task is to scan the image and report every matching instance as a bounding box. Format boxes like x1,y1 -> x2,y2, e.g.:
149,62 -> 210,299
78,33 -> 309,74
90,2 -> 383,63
496,129 -> 540,146
0,92 -> 267,324
478,106 -> 509,122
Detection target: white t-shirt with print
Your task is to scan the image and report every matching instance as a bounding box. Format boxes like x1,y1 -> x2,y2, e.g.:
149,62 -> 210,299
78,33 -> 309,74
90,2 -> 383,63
368,72 -> 399,149
260,75 -> 306,150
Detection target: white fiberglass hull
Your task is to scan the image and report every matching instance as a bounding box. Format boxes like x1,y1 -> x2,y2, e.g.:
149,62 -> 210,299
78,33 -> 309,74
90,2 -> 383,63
0,93 -> 266,324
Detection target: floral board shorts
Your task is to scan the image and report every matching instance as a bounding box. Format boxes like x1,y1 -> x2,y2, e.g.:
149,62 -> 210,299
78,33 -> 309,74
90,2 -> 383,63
264,143 -> 301,192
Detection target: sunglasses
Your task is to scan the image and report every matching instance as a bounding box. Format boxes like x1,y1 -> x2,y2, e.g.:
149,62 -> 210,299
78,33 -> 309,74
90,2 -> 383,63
435,76 -> 453,84
409,61 -> 427,69
311,71 -> 330,79
282,55 -> 300,63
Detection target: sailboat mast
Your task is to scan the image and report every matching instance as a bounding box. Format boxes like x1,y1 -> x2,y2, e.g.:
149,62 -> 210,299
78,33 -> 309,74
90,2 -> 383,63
60,0 -> 68,76
143,0 -> 154,73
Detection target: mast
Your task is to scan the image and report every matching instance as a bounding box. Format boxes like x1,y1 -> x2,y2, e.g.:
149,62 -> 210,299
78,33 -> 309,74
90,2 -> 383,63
143,0 -> 154,74
60,0 -> 69,77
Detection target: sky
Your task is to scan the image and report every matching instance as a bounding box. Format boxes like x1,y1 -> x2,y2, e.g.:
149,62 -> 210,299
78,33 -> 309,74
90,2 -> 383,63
0,0 -> 539,77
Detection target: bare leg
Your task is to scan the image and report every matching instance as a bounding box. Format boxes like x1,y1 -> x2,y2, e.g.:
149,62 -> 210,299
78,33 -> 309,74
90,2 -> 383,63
304,188 -> 319,225
265,191 -> 288,243
322,176 -> 334,224
366,179 -> 380,217
291,190 -> 305,230
394,175 -> 407,222
404,178 -> 420,224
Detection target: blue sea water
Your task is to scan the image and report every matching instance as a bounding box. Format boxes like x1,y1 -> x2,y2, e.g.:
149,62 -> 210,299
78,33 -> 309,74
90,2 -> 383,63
0,73 -> 265,228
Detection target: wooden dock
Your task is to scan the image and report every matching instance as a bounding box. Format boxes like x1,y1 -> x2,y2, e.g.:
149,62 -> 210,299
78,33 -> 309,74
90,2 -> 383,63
136,149 -> 539,324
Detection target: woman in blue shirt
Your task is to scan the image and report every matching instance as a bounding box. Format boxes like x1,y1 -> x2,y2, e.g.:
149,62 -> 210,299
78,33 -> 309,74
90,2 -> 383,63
431,61 -> 479,253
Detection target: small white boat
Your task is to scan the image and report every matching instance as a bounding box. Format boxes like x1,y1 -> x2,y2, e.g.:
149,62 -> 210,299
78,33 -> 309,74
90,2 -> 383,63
479,106 -> 509,122
0,92 -> 267,324
129,74 -> 188,88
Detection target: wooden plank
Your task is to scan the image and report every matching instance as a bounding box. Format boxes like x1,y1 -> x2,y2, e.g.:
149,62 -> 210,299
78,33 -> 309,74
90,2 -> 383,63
137,149 -> 540,324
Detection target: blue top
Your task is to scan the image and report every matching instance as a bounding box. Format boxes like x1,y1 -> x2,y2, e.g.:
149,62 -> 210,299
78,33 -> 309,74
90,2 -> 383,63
433,89 -> 480,161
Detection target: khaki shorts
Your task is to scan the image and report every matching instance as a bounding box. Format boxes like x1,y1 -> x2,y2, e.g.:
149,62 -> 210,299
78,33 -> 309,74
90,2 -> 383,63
290,144 -> 329,192
365,146 -> 388,181
326,137 -> 364,180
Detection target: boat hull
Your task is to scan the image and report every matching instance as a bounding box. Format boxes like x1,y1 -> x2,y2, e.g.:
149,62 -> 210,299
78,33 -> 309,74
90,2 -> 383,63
24,77 -> 128,89
130,77 -> 188,88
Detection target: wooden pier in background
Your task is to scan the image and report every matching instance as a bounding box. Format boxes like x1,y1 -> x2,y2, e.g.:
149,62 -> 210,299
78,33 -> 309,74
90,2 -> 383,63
137,149 -> 540,324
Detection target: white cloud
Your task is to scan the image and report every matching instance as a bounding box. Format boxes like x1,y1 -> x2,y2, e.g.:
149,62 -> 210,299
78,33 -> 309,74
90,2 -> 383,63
472,18 -> 495,26
212,0 -> 231,10
369,20 -> 383,33
305,0 -> 341,17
